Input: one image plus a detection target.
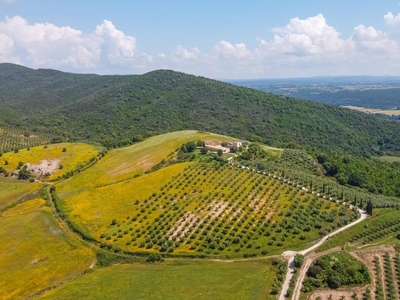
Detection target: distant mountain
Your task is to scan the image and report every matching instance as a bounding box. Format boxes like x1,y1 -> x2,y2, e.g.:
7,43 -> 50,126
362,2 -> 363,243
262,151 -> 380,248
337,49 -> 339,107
1,63 -> 400,156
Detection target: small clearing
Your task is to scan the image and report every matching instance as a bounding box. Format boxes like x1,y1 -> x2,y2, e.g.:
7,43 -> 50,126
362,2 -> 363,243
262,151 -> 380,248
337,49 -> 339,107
343,105 -> 400,116
26,159 -> 60,177
205,140 -> 230,153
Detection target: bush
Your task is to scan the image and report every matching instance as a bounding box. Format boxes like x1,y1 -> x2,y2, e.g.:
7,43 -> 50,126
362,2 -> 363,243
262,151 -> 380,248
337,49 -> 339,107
146,253 -> 164,263
294,254 -> 304,268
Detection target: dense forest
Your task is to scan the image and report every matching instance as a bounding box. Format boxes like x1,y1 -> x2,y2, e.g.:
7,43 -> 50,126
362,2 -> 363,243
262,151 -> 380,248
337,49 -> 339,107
1,63 -> 400,158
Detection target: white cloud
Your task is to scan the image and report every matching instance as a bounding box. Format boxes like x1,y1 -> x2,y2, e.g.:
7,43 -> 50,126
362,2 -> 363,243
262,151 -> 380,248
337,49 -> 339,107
172,45 -> 200,61
269,14 -> 346,55
0,32 -> 19,63
351,25 -> 398,54
1,12 -> 400,78
213,41 -> 250,59
0,16 -> 145,71
384,12 -> 400,27
95,20 -> 136,64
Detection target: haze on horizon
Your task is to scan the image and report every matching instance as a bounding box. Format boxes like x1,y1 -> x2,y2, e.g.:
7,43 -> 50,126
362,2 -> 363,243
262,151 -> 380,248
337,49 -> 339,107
1,0 -> 400,79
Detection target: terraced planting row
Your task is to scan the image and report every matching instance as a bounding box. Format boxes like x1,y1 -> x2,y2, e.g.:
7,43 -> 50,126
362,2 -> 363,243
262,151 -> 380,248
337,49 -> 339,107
0,128 -> 49,154
96,164 -> 357,256
350,218 -> 400,246
395,254 -> 400,298
373,256 -> 385,300
383,253 -> 397,300
371,253 -> 400,300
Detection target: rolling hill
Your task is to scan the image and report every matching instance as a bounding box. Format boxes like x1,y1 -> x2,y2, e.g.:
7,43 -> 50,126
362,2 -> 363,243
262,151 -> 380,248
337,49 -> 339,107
0,131 -> 399,299
1,63 -> 400,157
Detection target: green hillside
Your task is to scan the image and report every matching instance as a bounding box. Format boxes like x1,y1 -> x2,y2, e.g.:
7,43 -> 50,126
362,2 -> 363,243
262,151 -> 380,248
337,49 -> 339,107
1,63 -> 400,157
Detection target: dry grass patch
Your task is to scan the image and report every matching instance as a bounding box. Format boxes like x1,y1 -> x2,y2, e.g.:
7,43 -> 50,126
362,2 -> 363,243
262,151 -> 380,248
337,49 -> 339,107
343,105 -> 400,116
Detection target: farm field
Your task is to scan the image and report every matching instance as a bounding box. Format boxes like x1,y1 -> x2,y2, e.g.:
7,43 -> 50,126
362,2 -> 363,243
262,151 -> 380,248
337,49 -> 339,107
56,144 -> 357,257
57,130 -> 239,190
0,199 -> 95,300
0,176 -> 42,210
0,142 -> 101,180
240,149 -> 400,209
0,127 -> 50,153
348,248 -> 400,300
317,209 -> 400,252
343,106 -> 400,116
40,259 -> 281,300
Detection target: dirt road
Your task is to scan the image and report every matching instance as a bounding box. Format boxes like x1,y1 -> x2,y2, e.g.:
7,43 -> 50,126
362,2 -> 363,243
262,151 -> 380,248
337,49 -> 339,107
279,209 -> 368,300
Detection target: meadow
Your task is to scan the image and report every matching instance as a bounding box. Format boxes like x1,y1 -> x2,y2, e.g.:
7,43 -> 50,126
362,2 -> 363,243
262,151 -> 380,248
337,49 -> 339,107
0,199 -> 95,299
0,142 -> 100,180
0,176 -> 42,210
41,259 -> 281,300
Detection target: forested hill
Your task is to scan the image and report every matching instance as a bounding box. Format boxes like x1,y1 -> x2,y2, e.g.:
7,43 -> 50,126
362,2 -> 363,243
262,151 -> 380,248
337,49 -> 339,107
1,63 -> 400,156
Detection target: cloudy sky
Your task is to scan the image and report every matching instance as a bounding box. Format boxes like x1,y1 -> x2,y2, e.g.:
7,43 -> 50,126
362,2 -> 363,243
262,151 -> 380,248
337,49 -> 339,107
1,0 -> 400,78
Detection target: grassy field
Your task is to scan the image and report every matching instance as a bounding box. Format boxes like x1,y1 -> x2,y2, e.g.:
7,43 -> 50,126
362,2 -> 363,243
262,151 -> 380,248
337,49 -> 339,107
343,106 -> 400,116
377,156 -> 400,163
0,142 -> 100,180
55,133 -> 356,257
0,176 -> 42,210
260,145 -> 284,158
0,199 -> 95,299
317,209 -> 400,252
41,259 -> 280,300
57,131 -> 239,189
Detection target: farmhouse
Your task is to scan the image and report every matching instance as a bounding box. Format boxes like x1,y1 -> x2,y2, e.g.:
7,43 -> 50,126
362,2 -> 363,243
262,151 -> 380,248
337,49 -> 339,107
232,141 -> 248,150
232,142 -> 242,150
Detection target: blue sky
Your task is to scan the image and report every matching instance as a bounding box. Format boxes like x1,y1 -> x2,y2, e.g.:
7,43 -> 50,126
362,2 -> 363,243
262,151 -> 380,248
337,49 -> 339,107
1,0 -> 400,78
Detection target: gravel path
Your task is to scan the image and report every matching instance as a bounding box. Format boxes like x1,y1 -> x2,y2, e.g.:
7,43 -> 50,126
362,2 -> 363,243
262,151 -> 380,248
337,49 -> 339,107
279,208 -> 369,300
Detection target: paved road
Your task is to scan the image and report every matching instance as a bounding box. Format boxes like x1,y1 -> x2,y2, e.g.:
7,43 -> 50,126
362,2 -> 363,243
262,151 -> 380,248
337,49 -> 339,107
278,209 -> 368,300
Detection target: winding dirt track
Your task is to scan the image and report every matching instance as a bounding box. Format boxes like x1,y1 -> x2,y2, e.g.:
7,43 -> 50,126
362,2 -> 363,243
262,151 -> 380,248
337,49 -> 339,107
279,208 -> 369,300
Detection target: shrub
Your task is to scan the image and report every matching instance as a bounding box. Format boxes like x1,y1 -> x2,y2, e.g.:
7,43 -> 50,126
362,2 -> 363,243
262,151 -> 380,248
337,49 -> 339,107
146,253 -> 164,263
